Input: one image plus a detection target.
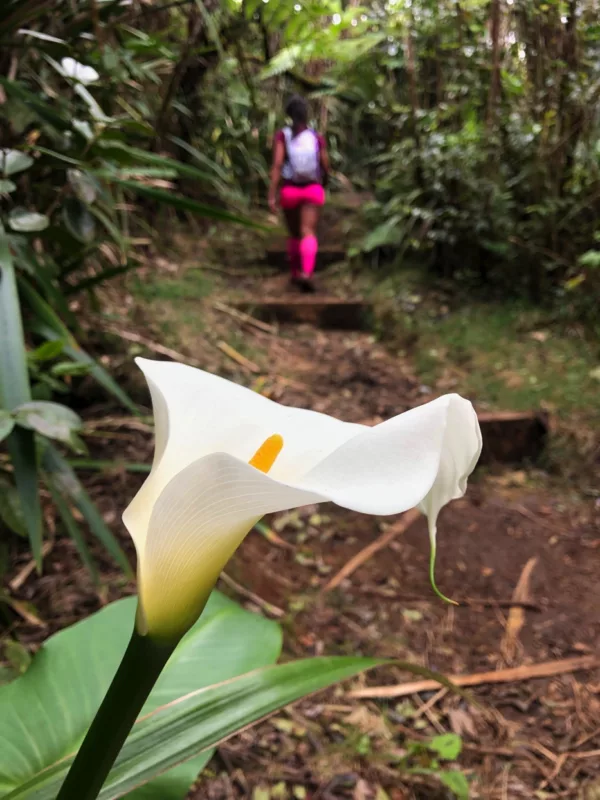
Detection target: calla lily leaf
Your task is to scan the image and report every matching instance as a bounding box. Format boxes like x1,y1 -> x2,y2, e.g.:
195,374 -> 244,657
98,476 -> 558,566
0,593 -> 282,799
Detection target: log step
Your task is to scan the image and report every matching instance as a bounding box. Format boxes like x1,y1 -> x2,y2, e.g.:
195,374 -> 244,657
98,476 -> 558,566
477,411 -> 549,464
234,297 -> 371,330
266,247 -> 346,270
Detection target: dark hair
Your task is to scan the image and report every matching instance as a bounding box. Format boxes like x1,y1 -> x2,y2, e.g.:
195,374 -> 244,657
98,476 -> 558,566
285,94 -> 308,126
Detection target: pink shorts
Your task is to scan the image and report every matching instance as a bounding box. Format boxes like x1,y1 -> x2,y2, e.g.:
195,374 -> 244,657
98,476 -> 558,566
280,183 -> 325,210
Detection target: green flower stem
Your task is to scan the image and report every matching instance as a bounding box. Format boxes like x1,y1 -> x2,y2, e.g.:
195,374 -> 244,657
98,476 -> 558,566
429,545 -> 458,606
56,628 -> 176,800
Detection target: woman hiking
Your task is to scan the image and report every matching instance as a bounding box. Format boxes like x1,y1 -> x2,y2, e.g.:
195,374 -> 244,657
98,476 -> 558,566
268,95 -> 330,291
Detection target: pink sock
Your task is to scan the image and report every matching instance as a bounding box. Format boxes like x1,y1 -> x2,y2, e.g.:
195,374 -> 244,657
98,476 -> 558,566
287,238 -> 301,277
299,235 -> 318,277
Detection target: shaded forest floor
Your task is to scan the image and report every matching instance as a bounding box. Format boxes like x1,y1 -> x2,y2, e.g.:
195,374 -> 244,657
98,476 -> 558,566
5,213 -> 600,799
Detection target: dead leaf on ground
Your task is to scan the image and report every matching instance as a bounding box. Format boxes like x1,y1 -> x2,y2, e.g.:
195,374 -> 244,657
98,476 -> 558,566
346,706 -> 392,740
448,708 -> 477,738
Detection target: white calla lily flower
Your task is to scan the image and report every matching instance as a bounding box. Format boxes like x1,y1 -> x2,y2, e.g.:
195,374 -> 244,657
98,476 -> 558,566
123,358 -> 482,642
60,57 -> 99,85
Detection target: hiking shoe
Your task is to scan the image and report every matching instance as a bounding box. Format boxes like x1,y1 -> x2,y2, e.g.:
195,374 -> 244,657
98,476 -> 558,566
298,274 -> 316,293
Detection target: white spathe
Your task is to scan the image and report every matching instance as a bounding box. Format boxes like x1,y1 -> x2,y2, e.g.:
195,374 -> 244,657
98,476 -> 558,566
60,57 -> 99,85
123,358 -> 482,642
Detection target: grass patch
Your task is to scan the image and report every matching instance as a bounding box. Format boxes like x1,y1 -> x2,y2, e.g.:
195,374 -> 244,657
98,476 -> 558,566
413,303 -> 598,418
369,268 -> 599,421
130,268 -> 213,305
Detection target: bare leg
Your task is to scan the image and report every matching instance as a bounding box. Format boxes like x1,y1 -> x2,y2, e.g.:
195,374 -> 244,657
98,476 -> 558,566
300,204 -> 319,239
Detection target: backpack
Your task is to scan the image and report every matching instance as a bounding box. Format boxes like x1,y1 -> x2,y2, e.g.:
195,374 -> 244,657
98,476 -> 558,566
283,127 -> 320,184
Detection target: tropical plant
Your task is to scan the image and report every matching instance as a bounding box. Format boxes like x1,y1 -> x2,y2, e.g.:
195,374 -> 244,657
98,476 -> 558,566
0,591 -> 386,799
26,355 -> 479,800
0,0 -> 261,572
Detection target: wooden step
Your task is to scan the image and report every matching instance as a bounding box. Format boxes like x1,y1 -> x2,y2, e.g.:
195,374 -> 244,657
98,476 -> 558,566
265,247 -> 346,270
477,411 -> 549,464
234,297 -> 371,330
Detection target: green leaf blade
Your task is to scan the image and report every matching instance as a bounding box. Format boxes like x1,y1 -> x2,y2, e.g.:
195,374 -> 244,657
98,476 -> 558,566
42,446 -> 132,576
0,593 -> 283,799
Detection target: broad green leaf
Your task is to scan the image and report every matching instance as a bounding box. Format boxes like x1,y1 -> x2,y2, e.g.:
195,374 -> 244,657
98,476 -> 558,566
0,410 -> 15,442
18,278 -> 138,413
7,209 -> 49,233
67,169 -> 98,204
0,593 -> 282,799
0,149 -> 33,177
42,446 -> 131,575
1,640 -> 31,676
0,477 -> 27,537
0,223 -> 42,565
428,733 -> 462,761
0,80 -> 72,134
2,646 -> 381,799
0,180 -> 16,194
14,401 -> 82,449
30,341 -> 64,361
62,198 -> 96,243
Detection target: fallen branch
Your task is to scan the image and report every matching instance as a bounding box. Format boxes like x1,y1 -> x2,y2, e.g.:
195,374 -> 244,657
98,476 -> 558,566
9,541 -> 54,592
213,300 -> 276,334
104,325 -> 203,368
501,556 -> 538,663
254,521 -> 295,551
320,508 -> 420,595
357,589 -> 541,611
219,571 -> 285,618
348,655 -> 600,700
217,341 -> 260,373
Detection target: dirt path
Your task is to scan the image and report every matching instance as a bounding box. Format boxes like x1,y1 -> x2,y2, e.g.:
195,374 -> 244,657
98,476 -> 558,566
175,255 -> 600,798
6,236 -> 600,799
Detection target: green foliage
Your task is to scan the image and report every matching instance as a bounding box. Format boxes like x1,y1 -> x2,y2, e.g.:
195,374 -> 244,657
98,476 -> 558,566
399,732 -> 469,799
0,591 -> 282,799
317,0 -> 600,315
0,0 -> 264,571
0,594 -> 381,799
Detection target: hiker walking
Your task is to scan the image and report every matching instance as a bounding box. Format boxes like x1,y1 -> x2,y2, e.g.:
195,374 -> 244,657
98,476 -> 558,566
268,95 -> 330,291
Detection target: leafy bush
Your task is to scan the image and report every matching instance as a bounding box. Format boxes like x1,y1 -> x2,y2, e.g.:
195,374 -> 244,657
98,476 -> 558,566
0,0 -> 258,572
